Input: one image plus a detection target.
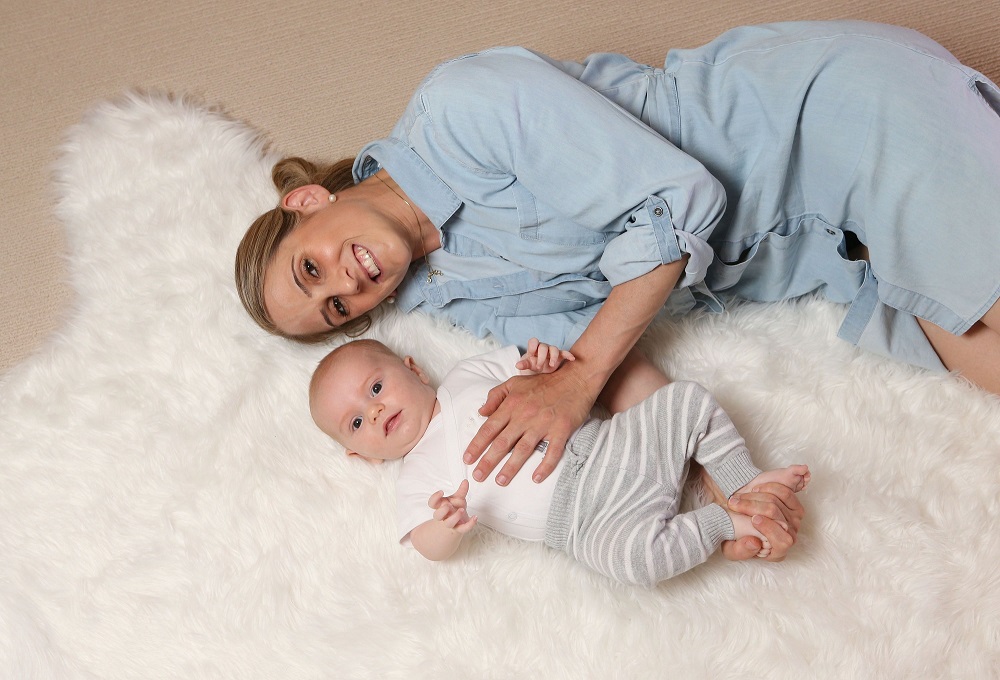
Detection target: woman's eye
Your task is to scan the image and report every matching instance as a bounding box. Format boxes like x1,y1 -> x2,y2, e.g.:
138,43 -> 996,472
303,259 -> 319,278
371,381 -> 382,396
351,417 -> 363,431
332,296 -> 348,317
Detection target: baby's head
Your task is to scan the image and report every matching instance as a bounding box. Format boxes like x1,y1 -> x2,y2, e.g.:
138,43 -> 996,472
309,339 -> 438,464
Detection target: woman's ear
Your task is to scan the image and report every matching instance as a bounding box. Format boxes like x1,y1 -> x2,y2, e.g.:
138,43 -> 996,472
282,184 -> 333,216
403,356 -> 431,384
347,450 -> 383,465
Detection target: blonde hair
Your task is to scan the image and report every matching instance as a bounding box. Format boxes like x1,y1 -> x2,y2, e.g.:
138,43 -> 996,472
234,156 -> 373,343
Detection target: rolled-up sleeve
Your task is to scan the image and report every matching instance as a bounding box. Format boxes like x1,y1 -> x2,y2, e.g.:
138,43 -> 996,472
411,47 -> 726,289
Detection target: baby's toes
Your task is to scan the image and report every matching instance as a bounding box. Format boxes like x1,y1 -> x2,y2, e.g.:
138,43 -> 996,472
790,465 -> 811,491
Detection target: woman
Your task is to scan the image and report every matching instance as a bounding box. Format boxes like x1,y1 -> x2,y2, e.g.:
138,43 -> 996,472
236,21 -> 1000,560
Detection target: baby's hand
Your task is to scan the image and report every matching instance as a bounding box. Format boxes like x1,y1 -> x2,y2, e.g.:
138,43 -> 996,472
428,479 -> 478,533
515,337 -> 576,374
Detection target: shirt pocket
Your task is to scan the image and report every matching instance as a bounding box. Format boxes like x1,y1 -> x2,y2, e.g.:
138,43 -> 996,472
495,291 -> 590,317
513,182 -> 611,247
706,216 -> 863,303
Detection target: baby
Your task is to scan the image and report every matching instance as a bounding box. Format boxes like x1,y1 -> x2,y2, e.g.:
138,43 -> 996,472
309,338 -> 809,587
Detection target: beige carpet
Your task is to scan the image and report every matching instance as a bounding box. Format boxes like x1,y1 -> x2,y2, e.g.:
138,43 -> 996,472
1,0 -> 998,374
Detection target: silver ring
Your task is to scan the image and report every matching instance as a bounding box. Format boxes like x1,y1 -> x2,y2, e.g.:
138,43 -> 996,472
534,440 -> 549,455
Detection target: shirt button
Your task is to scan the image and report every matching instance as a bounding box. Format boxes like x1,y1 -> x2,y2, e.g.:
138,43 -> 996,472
826,228 -> 837,236
507,512 -> 518,521
653,207 -> 664,217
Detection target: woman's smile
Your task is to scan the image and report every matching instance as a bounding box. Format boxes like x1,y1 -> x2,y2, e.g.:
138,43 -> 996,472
354,244 -> 382,280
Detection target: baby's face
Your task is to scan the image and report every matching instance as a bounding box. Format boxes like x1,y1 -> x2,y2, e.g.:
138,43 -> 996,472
311,344 -> 437,462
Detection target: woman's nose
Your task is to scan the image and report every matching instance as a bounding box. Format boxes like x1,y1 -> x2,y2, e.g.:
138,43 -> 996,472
315,266 -> 360,298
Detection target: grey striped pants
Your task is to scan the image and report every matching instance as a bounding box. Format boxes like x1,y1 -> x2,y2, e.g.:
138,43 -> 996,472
544,381 -> 761,587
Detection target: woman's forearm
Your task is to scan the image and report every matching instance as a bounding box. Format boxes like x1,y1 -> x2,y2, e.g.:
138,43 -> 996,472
566,257 -> 687,403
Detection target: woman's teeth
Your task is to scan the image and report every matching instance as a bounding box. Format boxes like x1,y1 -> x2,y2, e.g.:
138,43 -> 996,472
355,246 -> 381,279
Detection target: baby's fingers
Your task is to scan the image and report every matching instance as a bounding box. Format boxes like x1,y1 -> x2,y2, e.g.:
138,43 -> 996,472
449,479 -> 471,502
455,515 -> 478,534
433,503 -> 459,522
441,509 -> 470,529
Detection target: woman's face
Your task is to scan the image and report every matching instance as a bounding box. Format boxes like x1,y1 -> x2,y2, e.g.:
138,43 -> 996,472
263,187 -> 414,336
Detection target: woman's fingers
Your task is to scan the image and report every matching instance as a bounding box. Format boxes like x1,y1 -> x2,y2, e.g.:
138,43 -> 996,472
464,369 -> 593,486
494,430 -> 571,486
751,514 -> 795,562
729,483 -> 804,535
719,535 -> 764,561
725,484 -> 806,562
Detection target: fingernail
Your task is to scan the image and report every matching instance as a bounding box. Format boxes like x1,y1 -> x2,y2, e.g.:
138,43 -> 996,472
473,470 -> 484,482
533,474 -> 542,483
463,454 -> 473,464
752,486 -> 760,492
752,515 -> 763,525
728,496 -> 738,506
496,475 -> 508,486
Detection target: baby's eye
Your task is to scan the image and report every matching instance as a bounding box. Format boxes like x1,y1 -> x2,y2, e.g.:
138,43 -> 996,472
371,381 -> 382,396
351,417 -> 363,431
303,259 -> 319,278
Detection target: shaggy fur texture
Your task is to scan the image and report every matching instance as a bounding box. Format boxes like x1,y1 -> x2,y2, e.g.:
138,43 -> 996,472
2,93 -> 998,679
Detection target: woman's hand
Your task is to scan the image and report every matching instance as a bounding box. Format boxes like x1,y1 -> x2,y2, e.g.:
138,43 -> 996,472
463,360 -> 597,486
722,482 -> 805,562
467,259 -> 688,486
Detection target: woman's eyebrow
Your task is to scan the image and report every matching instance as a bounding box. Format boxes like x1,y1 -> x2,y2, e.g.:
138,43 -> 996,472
291,256 -> 336,328
290,256 -> 310,297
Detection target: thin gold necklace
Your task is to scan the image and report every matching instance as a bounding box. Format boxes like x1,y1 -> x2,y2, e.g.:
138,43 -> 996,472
375,170 -> 428,259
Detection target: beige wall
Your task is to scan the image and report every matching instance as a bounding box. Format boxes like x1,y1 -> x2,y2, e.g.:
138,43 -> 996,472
2,0 -> 996,374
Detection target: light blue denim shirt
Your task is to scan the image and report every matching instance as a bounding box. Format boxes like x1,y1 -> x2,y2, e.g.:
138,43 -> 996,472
354,21 -> 1000,371
354,46 -> 725,352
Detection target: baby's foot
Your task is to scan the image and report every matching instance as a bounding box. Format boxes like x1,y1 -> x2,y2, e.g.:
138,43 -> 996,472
727,510 -> 772,558
737,464 -> 811,495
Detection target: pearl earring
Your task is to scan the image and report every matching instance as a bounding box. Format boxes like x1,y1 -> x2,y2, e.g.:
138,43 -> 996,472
328,193 -> 337,203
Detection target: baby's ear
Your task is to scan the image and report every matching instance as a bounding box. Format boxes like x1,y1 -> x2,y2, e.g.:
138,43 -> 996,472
403,356 -> 431,385
347,450 -> 383,466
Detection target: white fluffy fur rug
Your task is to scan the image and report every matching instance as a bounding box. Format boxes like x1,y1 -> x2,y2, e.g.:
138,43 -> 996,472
2,93 -> 999,679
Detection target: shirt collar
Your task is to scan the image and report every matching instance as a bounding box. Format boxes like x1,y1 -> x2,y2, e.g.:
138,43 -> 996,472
352,138 -> 461,229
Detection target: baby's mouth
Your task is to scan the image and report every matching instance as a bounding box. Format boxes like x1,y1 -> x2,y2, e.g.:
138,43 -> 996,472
384,412 -> 400,435
354,245 -> 381,280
